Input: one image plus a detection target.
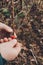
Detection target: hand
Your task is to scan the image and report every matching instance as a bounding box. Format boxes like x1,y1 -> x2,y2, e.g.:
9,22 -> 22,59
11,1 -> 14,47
0,22 -> 21,61
0,39 -> 21,61
0,22 -> 13,32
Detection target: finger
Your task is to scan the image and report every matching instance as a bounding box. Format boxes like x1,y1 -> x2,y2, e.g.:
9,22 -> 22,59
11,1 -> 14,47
8,39 -> 17,47
0,39 -> 4,43
13,43 -> 22,52
6,43 -> 21,61
0,42 -> 21,61
0,22 -> 13,32
14,32 -> 17,38
11,43 -> 22,58
8,38 -> 12,41
4,38 -> 8,42
0,39 -> 17,48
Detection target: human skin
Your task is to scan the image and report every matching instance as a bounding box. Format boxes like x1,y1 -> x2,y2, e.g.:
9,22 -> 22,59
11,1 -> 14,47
0,22 -> 21,61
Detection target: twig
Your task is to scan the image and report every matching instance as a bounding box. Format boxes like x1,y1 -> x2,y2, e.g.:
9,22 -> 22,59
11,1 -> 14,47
30,49 -> 38,65
13,0 -> 19,4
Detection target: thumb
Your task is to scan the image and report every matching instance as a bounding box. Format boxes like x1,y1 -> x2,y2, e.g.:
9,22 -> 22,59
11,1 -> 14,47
0,39 -> 17,48
8,39 -> 17,47
0,22 -> 13,32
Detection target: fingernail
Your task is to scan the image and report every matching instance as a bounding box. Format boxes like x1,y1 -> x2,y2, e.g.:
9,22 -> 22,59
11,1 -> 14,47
8,28 -> 13,32
9,29 -> 13,32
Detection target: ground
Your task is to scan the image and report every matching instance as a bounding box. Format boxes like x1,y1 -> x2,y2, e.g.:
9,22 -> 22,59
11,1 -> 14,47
0,0 -> 43,65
